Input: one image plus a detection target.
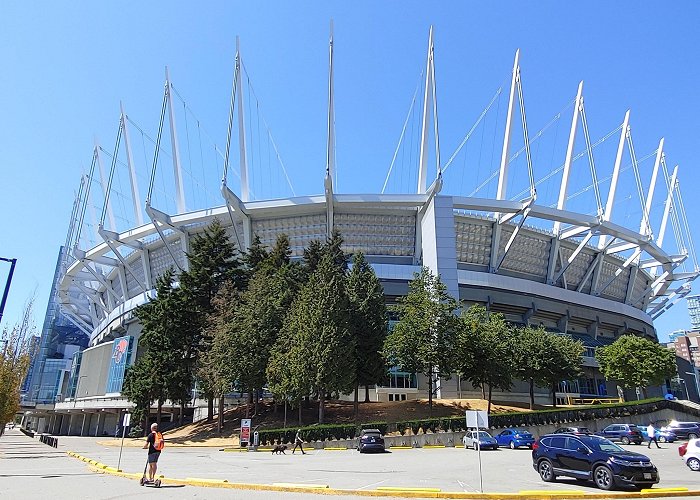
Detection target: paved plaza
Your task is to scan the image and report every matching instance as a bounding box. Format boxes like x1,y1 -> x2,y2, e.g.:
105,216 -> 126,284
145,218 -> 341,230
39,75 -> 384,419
4,428 -> 700,498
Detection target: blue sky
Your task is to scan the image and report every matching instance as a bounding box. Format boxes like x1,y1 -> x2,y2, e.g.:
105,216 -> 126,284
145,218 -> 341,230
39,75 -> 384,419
1,2 -> 698,341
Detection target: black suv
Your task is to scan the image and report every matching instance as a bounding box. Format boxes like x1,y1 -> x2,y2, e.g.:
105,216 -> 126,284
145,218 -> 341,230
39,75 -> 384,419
663,422 -> 700,440
532,433 -> 659,490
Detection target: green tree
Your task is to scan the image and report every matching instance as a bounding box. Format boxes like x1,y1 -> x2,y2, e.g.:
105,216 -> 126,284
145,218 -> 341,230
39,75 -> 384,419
383,267 -> 459,416
542,333 -> 584,407
179,218 -> 244,421
0,300 -> 36,434
236,234 -> 301,418
455,305 -> 514,413
347,252 -> 388,417
123,270 -> 188,430
596,334 -> 676,399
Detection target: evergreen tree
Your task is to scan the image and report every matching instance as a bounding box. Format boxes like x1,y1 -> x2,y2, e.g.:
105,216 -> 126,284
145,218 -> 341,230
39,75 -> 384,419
123,270 -> 188,430
383,267 -> 459,416
347,252 -> 388,416
179,218 -> 244,421
455,304 -> 514,413
596,335 -> 675,399
302,240 -> 323,276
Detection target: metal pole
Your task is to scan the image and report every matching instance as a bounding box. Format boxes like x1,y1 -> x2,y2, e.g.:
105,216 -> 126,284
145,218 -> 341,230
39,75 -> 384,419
117,423 -> 126,471
476,421 -> 483,493
0,257 -> 17,325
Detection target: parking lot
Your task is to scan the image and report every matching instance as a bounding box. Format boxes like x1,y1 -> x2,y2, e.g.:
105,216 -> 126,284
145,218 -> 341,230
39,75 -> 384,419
60,434 -> 700,494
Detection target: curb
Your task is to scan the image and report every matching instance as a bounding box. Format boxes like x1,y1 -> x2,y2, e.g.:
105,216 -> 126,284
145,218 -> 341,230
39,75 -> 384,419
65,451 -> 700,499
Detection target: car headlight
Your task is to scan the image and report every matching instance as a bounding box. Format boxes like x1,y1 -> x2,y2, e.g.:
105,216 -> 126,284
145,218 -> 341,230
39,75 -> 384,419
609,457 -> 634,467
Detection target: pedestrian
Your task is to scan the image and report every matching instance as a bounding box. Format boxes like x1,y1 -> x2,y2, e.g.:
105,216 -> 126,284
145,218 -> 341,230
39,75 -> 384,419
142,423 -> 165,482
647,422 -> 660,449
292,428 -> 306,454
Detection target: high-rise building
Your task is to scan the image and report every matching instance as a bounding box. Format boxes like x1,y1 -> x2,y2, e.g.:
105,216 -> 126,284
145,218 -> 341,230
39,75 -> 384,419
688,295 -> 700,331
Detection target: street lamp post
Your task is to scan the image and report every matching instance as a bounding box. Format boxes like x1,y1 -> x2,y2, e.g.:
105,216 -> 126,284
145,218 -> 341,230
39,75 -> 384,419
680,378 -> 689,400
0,257 -> 17,325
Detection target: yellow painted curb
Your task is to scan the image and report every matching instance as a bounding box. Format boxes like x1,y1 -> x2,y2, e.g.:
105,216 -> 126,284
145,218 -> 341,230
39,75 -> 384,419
271,483 -> 329,489
377,487 -> 441,492
423,445 -> 446,448
519,491 -> 584,496
641,488 -> 689,493
389,446 -> 413,450
220,448 -> 248,452
104,467 -> 122,473
324,447 -> 348,451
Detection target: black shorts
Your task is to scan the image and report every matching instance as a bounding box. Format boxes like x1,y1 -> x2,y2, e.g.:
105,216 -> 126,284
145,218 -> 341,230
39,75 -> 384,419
148,451 -> 161,463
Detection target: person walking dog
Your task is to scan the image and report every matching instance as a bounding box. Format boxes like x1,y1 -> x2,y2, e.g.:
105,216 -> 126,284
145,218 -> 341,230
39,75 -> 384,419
292,429 -> 306,454
647,422 -> 660,449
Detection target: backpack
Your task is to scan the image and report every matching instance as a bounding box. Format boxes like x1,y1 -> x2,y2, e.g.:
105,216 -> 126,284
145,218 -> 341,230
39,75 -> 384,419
153,431 -> 165,451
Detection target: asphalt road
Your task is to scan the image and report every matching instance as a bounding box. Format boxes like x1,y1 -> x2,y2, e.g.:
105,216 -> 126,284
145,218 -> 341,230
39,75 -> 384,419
5,428 -> 700,498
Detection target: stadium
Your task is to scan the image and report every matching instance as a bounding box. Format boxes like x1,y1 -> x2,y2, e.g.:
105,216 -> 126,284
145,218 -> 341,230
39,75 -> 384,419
22,28 -> 698,436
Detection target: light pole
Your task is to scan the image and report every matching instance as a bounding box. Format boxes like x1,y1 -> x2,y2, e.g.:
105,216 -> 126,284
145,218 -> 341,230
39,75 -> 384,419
680,378 -> 689,400
0,257 -> 17,325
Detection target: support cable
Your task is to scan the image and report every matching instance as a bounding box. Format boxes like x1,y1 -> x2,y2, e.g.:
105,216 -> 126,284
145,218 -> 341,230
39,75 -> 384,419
147,87 -> 169,204
382,70 -> 423,193
516,69 -> 536,199
625,131 -> 652,238
442,86 -> 503,175
100,123 -> 123,229
578,104 -> 604,217
676,184 -> 699,270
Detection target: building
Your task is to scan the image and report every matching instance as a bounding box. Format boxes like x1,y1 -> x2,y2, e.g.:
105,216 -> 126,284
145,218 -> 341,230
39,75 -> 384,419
687,295 -> 700,331
23,29 -> 698,434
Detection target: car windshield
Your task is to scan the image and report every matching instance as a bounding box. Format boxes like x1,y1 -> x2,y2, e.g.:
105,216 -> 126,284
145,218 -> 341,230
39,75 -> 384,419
517,431 -> 532,436
577,428 -> 590,433
475,432 -> 491,439
587,438 -> 624,452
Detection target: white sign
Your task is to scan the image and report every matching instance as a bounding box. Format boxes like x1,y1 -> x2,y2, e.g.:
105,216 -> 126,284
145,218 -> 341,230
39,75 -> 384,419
122,413 -> 131,427
466,410 -> 488,429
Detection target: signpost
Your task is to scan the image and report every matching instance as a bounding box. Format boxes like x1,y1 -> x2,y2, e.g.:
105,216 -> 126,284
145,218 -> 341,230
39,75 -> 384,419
117,412 -> 131,471
241,418 -> 251,448
466,411 -> 489,493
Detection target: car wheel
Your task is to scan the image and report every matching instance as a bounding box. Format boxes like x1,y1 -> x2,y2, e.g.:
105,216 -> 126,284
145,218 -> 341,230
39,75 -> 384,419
689,433 -> 699,440
659,436 -> 666,443
509,441 -> 516,449
687,457 -> 700,471
538,459 -> 556,482
621,436 -> 630,445
593,465 -> 614,491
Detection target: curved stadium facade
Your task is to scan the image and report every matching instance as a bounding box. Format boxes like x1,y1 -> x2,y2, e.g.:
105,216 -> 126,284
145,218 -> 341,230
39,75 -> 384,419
22,31 -> 698,436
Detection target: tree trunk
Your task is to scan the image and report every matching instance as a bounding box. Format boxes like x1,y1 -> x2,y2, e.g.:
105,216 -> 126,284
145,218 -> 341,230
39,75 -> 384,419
143,414 -> 149,437
529,378 -> 535,410
179,402 -> 185,425
254,389 -> 259,416
427,370 -> 433,418
353,383 -> 359,420
207,393 -> 214,422
218,395 -> 225,434
487,384 -> 493,414
481,385 -> 486,400
318,389 -> 325,424
245,391 -> 252,419
157,400 -> 163,426
298,401 -> 302,426
551,382 -> 557,407
364,385 -> 370,403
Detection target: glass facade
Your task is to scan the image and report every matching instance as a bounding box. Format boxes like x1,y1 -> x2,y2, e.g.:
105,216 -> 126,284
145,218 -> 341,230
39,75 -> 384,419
688,295 -> 700,330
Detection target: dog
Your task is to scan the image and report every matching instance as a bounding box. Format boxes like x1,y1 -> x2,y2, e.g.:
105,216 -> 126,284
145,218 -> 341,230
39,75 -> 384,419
272,444 -> 287,455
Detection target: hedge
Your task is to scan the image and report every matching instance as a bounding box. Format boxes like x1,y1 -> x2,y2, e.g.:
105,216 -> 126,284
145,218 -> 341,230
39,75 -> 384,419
255,398 -> 695,445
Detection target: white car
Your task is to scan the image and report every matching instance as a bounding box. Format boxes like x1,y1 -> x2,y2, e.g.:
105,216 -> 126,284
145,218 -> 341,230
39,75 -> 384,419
680,438 -> 700,471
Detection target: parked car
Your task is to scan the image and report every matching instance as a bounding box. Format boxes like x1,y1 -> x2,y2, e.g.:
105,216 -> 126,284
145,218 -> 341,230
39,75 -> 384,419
637,425 -> 677,443
661,421 -> 700,440
595,424 -> 644,445
463,430 -> 499,450
532,433 -> 659,490
494,428 -> 535,449
680,439 -> 700,470
553,426 -> 591,435
357,429 -> 385,453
